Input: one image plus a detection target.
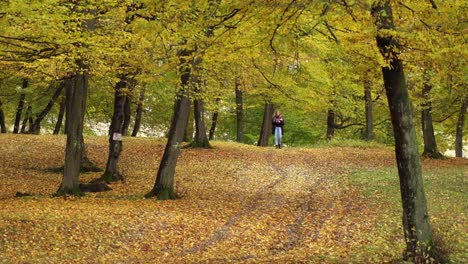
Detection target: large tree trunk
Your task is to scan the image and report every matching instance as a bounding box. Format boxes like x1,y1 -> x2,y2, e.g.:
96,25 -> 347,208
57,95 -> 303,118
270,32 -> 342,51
421,80 -> 442,158
0,100 -> 5,133
53,95 -> 66,135
364,80 -> 374,141
258,103 -> 274,146
56,74 -> 88,196
146,49 -> 192,200
372,2 -> 438,262
131,88 -> 145,137
30,82 -> 65,134
455,97 -> 467,158
13,79 -> 27,134
101,78 -> 128,182
326,109 -> 334,141
192,98 -> 211,148
235,80 -> 244,143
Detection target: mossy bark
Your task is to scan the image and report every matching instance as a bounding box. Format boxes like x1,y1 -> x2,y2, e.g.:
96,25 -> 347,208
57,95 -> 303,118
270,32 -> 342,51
101,78 -> 128,183
57,75 -> 87,196
372,1 -> 439,262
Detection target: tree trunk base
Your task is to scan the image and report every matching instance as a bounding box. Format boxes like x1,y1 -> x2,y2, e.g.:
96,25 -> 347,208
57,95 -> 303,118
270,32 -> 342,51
99,171 -> 124,183
145,188 -> 177,200
422,151 -> 445,160
403,246 -> 449,264
55,186 -> 84,197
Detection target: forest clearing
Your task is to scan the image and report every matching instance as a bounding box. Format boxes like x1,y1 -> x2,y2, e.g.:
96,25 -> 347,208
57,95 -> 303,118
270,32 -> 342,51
0,134 -> 466,263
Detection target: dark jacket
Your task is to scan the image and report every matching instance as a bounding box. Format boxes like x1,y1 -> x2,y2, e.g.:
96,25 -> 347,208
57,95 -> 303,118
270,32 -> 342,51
272,115 -> 284,135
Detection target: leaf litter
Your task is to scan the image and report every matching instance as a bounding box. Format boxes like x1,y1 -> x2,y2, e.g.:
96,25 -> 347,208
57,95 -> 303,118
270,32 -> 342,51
0,134 -> 466,263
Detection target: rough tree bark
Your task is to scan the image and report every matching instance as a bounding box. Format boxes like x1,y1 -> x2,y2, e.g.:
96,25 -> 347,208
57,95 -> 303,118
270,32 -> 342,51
455,97 -> 467,158
30,82 -> 65,134
0,100 -> 6,133
101,78 -> 129,182
53,95 -> 66,135
372,1 -> 440,262
146,49 -> 192,200
258,103 -> 274,146
326,109 -> 335,141
364,80 -> 374,140
56,74 -> 88,196
13,79 -> 27,134
131,88 -> 145,137
235,80 -> 244,143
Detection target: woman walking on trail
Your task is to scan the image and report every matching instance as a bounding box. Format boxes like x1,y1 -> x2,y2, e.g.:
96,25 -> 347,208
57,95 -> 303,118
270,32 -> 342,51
272,111 -> 284,148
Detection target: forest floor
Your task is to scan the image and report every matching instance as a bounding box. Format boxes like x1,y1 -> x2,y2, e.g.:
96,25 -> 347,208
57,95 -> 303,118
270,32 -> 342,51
0,134 -> 466,263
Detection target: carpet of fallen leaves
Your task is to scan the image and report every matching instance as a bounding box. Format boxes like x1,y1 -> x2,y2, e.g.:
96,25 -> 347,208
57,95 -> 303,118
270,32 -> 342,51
0,134 -> 466,263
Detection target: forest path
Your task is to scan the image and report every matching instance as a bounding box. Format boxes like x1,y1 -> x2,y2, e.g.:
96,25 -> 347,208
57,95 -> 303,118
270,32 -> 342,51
0,135 -> 407,263
170,146 -> 389,262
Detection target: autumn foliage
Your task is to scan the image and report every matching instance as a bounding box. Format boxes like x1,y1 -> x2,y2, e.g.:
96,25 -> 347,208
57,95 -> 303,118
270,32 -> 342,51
0,135 -> 466,263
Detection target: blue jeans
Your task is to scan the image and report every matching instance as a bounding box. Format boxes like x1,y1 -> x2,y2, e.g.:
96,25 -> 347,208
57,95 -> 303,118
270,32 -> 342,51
274,127 -> 282,146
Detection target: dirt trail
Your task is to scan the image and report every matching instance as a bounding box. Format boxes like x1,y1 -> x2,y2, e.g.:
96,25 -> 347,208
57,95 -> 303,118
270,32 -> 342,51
175,148 -> 378,262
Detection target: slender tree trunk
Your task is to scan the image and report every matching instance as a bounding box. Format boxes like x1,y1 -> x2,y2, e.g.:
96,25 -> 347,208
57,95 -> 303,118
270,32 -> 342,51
258,103 -> 274,146
326,109 -> 335,141
192,98 -> 211,148
56,74 -> 88,196
364,80 -> 374,140
30,82 -> 65,134
0,100 -> 6,133
421,80 -> 442,158
146,49 -> 192,200
28,110 -> 34,133
20,105 -> 31,134
131,88 -> 145,137
13,79 -> 27,134
53,95 -> 66,135
372,2 -> 439,262
101,78 -> 128,182
123,94 -> 131,136
235,80 -> 244,143
208,98 -> 220,141
455,97 -> 467,158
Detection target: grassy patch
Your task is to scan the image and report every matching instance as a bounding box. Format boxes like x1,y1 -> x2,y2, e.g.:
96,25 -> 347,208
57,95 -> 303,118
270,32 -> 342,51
349,165 -> 468,263
314,138 -> 392,149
